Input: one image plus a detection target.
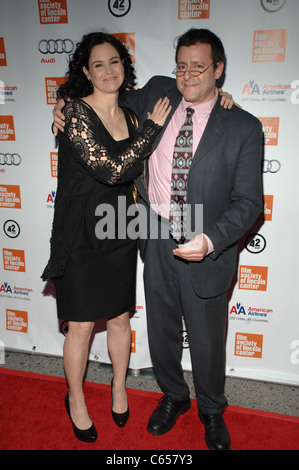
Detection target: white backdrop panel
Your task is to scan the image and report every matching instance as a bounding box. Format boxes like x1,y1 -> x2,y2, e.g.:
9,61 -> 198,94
0,0 -> 298,385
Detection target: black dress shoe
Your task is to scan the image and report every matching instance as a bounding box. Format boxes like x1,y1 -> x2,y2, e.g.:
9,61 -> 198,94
65,392 -> 97,443
147,394 -> 191,435
198,410 -> 230,450
111,379 -> 129,427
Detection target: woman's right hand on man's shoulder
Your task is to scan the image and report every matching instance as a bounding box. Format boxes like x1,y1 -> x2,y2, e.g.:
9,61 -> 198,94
147,97 -> 171,127
52,98 -> 66,136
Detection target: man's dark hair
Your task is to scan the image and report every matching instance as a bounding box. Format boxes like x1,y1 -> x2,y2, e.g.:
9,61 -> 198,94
175,28 -> 226,68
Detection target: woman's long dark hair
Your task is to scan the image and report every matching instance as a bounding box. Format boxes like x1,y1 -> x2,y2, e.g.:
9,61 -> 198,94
57,32 -> 136,100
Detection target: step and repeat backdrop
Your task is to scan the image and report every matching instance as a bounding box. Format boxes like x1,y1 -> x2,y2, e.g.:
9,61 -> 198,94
0,0 -> 298,385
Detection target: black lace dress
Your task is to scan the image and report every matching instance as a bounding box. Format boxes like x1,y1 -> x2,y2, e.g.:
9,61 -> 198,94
42,98 -> 161,321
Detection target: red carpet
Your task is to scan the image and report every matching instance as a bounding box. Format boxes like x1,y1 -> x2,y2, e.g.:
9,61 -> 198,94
0,368 -> 298,451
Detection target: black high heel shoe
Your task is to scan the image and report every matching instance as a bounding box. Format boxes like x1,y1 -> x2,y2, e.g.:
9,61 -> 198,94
111,379 -> 129,427
65,391 -> 97,443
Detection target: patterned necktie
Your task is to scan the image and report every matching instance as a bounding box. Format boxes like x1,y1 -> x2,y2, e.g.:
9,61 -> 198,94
169,107 -> 194,242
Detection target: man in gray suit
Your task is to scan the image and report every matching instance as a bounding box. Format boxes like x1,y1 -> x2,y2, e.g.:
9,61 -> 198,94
122,28 -> 263,450
53,28 -> 263,450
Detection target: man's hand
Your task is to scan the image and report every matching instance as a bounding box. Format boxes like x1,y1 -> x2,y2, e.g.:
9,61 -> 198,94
53,98 -> 66,136
173,234 -> 208,261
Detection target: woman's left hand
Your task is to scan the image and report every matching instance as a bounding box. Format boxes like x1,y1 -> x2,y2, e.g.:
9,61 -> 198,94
147,97 -> 172,126
218,88 -> 241,109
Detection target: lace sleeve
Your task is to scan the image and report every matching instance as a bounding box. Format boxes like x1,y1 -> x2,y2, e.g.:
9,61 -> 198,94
63,100 -> 162,185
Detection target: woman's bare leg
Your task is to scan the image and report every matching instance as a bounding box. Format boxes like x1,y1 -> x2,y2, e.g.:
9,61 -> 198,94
64,321 -> 95,429
107,311 -> 131,413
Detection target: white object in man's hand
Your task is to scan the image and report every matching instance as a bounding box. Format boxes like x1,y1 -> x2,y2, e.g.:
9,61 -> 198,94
173,234 -> 208,261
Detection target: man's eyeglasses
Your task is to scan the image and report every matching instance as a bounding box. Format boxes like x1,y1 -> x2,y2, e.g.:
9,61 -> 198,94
172,61 -> 217,77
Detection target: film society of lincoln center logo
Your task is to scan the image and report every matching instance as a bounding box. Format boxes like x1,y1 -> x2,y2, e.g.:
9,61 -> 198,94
45,77 -> 67,105
238,265 -> 268,291
258,117 -> 279,145
6,308 -> 28,333
3,249 -> 25,273
0,116 -> 15,141
253,29 -> 287,63
0,185 -> 21,209
0,37 -> 7,66
38,0 -> 68,24
178,0 -> 210,19
235,333 -> 263,358
263,194 -> 274,221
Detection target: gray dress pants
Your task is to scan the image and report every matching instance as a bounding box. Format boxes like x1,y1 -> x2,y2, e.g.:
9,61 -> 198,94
143,229 -> 228,415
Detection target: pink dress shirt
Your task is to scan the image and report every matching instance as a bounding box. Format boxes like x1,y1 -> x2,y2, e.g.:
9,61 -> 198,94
148,89 -> 218,252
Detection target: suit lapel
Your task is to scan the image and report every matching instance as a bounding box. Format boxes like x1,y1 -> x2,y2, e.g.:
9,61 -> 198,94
189,98 -> 229,171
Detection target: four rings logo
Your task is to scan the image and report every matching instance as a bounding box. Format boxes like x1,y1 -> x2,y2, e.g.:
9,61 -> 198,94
38,39 -> 75,54
0,153 -> 21,166
262,159 -> 281,173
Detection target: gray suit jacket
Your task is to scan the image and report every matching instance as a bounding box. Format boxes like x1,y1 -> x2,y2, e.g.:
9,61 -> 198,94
121,76 -> 263,298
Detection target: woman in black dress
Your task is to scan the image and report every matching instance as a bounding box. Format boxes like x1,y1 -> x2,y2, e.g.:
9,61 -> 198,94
42,32 -> 171,442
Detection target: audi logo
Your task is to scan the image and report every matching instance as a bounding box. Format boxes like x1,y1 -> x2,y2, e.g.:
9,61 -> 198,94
38,39 -> 75,54
0,153 -> 21,166
262,159 -> 281,173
